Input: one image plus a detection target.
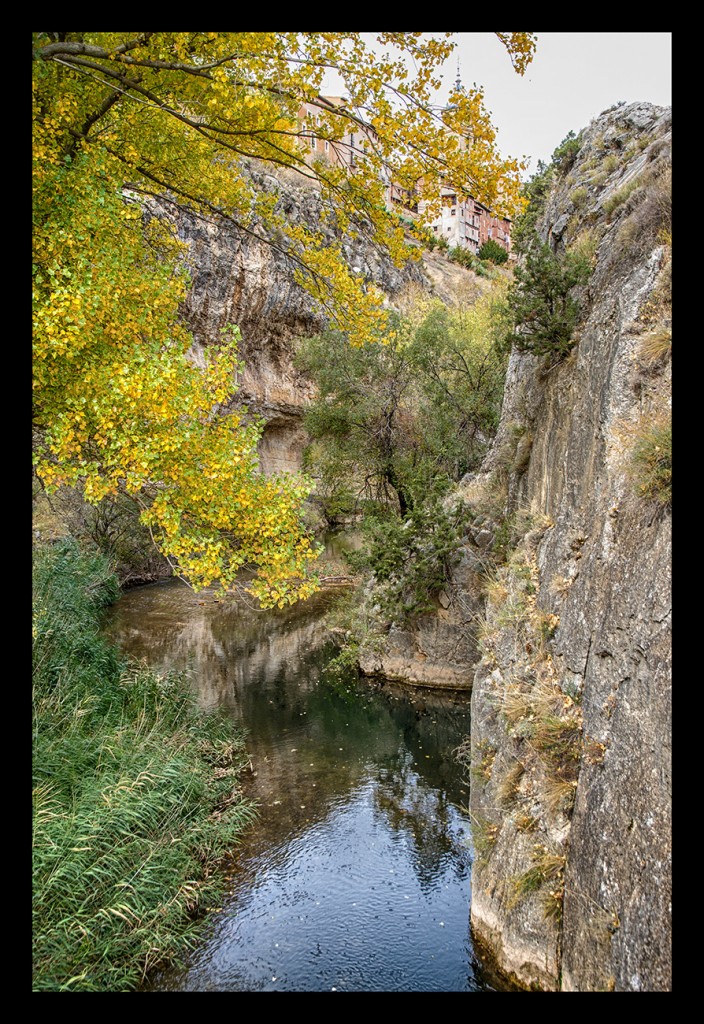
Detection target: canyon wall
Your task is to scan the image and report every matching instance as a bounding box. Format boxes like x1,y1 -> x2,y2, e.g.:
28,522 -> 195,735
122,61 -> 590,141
464,101 -> 671,991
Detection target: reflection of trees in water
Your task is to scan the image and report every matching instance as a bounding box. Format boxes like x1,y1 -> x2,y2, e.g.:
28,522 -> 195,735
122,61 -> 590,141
372,757 -> 469,895
108,578 -> 472,899
107,582 -> 340,709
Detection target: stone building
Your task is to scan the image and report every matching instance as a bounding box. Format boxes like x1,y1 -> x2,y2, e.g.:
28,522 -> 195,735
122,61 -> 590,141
416,71 -> 512,254
298,88 -> 510,254
297,96 -> 372,170
419,189 -> 511,254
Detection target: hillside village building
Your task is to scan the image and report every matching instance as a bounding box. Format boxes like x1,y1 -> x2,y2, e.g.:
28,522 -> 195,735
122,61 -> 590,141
417,187 -> 511,254
297,84 -> 511,256
298,95 -> 372,171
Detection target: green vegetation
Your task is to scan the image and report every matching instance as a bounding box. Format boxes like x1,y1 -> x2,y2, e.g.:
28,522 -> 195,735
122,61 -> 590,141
349,490 -> 473,622
33,32 -> 537,603
515,159 -> 554,242
470,741 -> 498,784
630,416 -> 671,509
469,813 -> 500,867
502,233 -> 592,358
496,129 -> 593,361
569,186 -> 588,208
297,290 -> 508,525
508,847 -> 566,923
478,239 -> 509,265
33,541 -> 256,991
551,130 -> 583,176
603,177 -> 641,218
448,245 -> 497,276
297,289 -> 507,627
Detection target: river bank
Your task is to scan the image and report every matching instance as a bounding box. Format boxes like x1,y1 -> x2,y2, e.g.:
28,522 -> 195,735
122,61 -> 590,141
106,574 -> 515,991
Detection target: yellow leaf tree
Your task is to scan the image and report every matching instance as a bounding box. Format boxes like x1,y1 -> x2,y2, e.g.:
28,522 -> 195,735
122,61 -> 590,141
32,31 -> 535,605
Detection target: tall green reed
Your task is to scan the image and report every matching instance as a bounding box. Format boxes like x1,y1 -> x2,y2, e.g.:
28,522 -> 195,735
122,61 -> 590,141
33,540 -> 256,991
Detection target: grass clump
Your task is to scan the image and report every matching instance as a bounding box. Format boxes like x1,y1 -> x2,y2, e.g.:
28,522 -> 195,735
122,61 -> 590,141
471,741 -> 498,784
508,846 -> 566,922
515,812 -> 539,833
33,541 -> 256,991
615,162 -> 671,256
603,175 -> 644,219
469,813 -> 499,867
638,329 -> 671,366
497,760 -> 525,806
630,416 -> 671,509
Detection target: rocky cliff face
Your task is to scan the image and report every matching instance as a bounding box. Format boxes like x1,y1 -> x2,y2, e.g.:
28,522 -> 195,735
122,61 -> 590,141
170,162 -> 466,476
464,102 -> 671,991
357,100 -> 671,990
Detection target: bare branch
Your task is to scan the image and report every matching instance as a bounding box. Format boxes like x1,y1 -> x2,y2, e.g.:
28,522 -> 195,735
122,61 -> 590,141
36,33 -> 154,60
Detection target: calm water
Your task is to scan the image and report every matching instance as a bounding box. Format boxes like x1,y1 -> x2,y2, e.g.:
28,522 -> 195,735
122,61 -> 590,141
105,560 -> 508,992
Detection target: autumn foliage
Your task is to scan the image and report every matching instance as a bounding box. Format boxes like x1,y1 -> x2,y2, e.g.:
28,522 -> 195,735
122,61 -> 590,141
32,32 -> 535,603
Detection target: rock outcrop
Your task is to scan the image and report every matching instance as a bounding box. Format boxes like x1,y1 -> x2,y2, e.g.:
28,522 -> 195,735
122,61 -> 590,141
464,102 -> 671,991
170,162 -> 479,475
355,100 -> 671,990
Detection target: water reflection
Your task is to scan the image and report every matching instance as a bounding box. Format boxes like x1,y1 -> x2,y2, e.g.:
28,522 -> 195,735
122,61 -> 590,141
106,574 -> 508,992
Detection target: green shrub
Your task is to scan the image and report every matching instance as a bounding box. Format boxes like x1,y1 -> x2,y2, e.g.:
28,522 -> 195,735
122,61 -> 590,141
503,232 -> 592,358
478,239 -> 509,264
354,491 -> 472,622
449,244 -> 476,268
551,130 -> 583,176
603,177 -> 640,218
569,186 -> 588,208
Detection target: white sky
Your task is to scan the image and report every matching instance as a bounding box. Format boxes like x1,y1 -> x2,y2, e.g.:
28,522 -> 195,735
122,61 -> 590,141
450,32 -> 672,174
322,32 -> 672,178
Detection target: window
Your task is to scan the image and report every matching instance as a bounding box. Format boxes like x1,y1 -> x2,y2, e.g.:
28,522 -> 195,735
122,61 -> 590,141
450,208 -> 456,216
325,140 -> 329,153
310,135 -> 316,149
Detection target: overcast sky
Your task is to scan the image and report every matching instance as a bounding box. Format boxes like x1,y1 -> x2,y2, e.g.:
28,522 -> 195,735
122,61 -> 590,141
322,32 -> 672,179
448,32 -> 672,174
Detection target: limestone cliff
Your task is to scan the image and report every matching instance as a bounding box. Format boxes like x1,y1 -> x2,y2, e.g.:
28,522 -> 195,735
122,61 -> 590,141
463,102 -> 671,991
171,162 -> 474,476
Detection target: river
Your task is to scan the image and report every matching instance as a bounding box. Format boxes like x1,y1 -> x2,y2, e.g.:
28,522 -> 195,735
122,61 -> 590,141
105,550 -> 510,992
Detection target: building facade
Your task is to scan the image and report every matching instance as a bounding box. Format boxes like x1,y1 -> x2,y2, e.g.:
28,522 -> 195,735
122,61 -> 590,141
297,95 -> 510,255
297,96 -> 372,170
418,189 -> 511,254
